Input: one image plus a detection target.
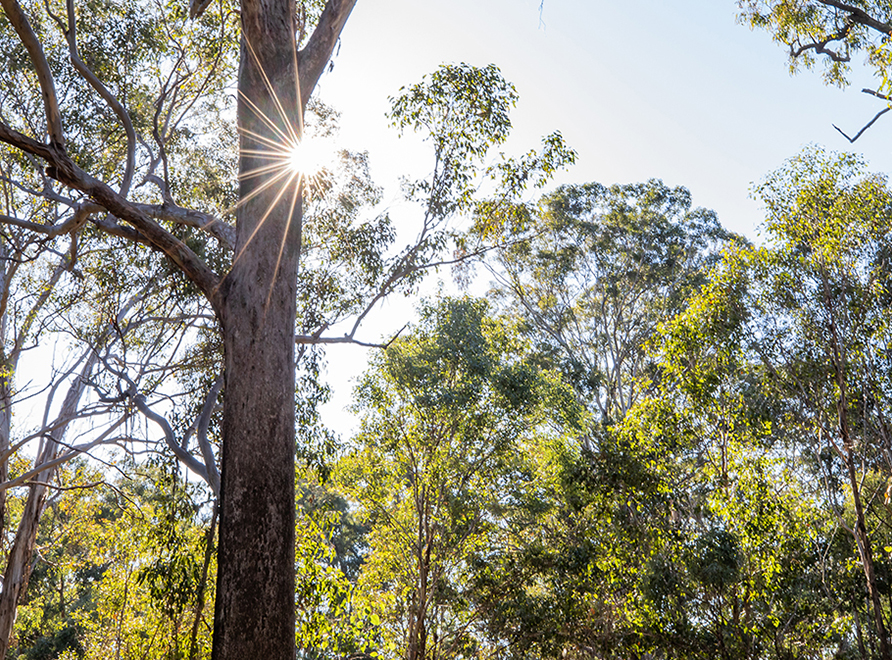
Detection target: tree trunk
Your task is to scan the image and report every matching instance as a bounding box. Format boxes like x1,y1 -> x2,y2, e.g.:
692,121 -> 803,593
189,503 -> 217,660
212,1 -> 301,657
820,265 -> 892,660
846,448 -> 891,660
0,351 -> 96,657
0,374 -> 11,551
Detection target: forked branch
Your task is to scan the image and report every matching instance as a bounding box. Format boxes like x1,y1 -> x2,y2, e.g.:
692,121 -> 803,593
0,0 -> 65,148
833,88 -> 892,143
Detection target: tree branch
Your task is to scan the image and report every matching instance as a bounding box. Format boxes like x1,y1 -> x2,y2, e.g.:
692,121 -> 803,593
134,202 -> 235,250
815,0 -> 892,35
0,0 -> 65,148
0,202 -> 98,238
832,88 -> 892,142
791,22 -> 852,62
297,0 -> 358,110
0,122 -> 222,310
130,389 -> 216,492
62,0 -> 137,196
193,375 -> 222,495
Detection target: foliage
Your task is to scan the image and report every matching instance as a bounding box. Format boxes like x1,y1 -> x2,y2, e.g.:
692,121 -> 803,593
10,459 -> 217,660
489,178 -> 742,427
737,0 -> 892,87
632,146 -> 892,658
337,297 -> 579,659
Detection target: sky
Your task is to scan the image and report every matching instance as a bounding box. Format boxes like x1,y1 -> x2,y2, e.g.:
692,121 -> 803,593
309,0 -> 892,435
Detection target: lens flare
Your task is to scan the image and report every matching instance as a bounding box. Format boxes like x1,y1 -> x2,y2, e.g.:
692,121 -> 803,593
286,138 -> 330,178
221,32 -> 338,316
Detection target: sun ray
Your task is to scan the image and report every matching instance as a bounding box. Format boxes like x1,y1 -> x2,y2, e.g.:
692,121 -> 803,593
238,162 -> 292,180
240,127 -> 294,147
265,179 -> 303,312
238,90 -> 293,145
243,36 -> 299,144
218,31 -> 331,318
228,169 -> 299,272
220,165 -> 294,219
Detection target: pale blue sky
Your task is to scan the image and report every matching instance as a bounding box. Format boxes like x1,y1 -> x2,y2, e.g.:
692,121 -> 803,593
312,0 -> 892,433
319,0 -> 892,237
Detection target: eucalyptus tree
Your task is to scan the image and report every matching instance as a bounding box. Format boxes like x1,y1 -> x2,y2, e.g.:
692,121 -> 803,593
8,458 -> 219,660
338,297 -> 578,659
0,109 -> 224,656
747,149 -> 892,659
0,1 -> 573,657
489,179 -> 739,429
638,147 -> 892,659
466,180 -> 741,658
737,0 -> 892,86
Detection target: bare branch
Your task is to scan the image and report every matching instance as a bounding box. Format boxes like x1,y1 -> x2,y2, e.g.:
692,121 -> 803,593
94,344 -> 219,493
62,0 -> 137,196
0,418 -> 130,493
0,122 -> 222,308
0,202 -> 97,238
193,374 -> 222,495
0,0 -> 65,148
134,202 -> 235,250
294,326 -> 407,349
130,390 -> 216,492
832,88 -> 892,143
791,22 -> 853,62
834,108 -> 891,142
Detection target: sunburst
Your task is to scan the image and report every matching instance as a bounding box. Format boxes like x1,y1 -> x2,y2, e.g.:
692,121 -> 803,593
218,32 -> 336,313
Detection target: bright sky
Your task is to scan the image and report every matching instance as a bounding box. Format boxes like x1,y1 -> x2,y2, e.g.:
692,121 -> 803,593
311,0 -> 892,436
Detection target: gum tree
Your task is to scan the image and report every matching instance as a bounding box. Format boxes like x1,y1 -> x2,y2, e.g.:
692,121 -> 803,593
0,1 -> 573,657
338,297 -> 577,658
646,148 -> 892,659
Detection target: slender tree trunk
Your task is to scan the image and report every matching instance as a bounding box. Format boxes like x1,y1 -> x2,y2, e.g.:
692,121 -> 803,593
820,266 -> 892,660
845,447 -> 890,660
0,374 -> 11,548
212,1 -> 300,657
0,469 -> 46,656
189,503 -> 217,660
853,601 -> 869,660
0,351 -> 95,656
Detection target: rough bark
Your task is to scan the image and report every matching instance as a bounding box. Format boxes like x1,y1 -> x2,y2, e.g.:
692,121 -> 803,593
212,1 -> 301,657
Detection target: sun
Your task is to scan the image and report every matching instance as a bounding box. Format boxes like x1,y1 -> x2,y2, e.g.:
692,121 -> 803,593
285,137 -> 331,178
224,32 -> 339,308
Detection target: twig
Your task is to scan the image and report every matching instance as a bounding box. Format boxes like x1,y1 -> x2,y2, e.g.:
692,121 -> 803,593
832,88 -> 892,143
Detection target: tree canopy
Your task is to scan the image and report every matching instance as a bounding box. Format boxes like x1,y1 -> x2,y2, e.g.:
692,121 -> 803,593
3,1 -> 892,659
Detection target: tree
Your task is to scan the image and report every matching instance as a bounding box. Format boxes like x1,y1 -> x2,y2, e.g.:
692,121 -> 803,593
748,148 -> 892,659
488,179 -> 739,428
0,2 -> 573,657
465,181 -> 740,657
0,155 -> 220,653
7,458 -> 219,660
640,147 -> 892,659
337,297 -> 577,659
